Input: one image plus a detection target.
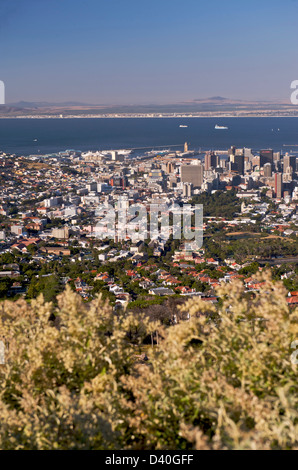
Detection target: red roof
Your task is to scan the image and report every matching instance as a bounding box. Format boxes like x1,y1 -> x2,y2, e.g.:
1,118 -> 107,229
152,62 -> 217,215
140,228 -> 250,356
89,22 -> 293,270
287,296 -> 298,304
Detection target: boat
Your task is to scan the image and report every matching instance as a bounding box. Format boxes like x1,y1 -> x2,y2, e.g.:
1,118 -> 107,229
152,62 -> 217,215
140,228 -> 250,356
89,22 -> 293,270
117,149 -> 132,155
33,139 -> 38,142
101,149 -> 132,156
215,125 -> 228,130
145,149 -> 170,156
179,125 -> 188,128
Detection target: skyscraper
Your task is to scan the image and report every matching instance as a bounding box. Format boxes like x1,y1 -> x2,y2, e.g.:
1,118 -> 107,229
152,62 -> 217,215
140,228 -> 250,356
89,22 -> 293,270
264,163 -> 272,178
274,172 -> 283,199
233,155 -> 245,175
283,154 -> 296,173
260,149 -> 273,166
183,183 -> 193,197
181,164 -> 203,188
204,152 -> 218,170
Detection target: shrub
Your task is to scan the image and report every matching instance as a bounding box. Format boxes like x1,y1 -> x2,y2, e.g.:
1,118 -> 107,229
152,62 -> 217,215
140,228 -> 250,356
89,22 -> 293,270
0,274 -> 297,450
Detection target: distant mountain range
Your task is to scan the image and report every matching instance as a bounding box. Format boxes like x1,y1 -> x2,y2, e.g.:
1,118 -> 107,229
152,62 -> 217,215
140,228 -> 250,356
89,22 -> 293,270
0,96 -> 296,117
7,101 -> 99,108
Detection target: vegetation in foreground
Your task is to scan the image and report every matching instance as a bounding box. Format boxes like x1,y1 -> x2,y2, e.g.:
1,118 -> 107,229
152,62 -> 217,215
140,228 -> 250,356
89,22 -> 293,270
0,273 -> 297,450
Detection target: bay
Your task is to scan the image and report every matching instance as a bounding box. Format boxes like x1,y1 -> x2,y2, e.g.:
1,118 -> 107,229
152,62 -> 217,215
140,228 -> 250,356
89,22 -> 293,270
0,117 -> 298,156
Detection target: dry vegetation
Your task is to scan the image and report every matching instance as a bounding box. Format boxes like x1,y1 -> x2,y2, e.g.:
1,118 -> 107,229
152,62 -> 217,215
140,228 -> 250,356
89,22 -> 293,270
0,273 -> 297,450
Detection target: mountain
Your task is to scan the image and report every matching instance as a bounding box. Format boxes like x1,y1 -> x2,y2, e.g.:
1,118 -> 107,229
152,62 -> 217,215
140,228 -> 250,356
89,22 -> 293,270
7,101 -> 96,108
0,97 -> 296,117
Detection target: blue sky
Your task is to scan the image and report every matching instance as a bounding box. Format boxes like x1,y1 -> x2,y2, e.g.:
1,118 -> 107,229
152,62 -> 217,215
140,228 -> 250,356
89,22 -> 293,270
1,0 -> 297,104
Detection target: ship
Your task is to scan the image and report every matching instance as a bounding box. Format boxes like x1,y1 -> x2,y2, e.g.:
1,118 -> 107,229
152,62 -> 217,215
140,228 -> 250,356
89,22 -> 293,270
179,125 -> 188,128
215,125 -> 228,130
145,149 -> 170,157
101,149 -> 132,156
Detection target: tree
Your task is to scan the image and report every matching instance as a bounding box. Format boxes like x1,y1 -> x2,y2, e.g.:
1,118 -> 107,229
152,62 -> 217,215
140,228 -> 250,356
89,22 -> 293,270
0,278 -> 12,299
26,275 -> 61,303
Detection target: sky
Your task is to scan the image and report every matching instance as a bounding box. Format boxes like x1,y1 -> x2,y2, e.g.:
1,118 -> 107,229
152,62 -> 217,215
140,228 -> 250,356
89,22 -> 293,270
1,0 -> 298,104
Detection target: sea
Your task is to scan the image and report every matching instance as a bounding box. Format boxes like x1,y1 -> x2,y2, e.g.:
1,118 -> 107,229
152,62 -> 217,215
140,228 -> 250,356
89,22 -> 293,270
0,117 -> 298,157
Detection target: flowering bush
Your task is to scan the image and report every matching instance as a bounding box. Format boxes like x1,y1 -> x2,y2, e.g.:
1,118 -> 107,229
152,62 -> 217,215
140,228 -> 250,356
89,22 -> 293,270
0,273 -> 297,450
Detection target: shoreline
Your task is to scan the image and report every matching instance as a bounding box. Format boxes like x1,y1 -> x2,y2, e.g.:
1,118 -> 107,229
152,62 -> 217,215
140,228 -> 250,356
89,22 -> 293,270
0,114 -> 298,120
1,113 -> 298,120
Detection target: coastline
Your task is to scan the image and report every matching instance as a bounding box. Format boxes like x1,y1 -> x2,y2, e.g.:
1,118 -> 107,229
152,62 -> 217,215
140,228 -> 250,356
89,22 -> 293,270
1,113 -> 298,119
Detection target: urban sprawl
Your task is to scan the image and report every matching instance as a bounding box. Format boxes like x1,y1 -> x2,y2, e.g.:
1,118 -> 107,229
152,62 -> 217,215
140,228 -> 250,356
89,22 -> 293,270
0,142 -> 297,319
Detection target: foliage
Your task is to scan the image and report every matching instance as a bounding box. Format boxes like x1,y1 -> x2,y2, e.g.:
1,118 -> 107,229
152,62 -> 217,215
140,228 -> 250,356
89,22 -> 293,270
0,274 -> 297,450
26,275 -> 61,303
191,190 -> 241,218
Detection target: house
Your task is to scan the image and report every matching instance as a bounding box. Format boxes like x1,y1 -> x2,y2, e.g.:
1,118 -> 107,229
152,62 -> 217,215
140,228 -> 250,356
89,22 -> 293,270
287,296 -> 298,305
149,287 -> 174,296
139,280 -> 155,290
206,258 -> 219,266
40,247 -> 71,256
130,241 -> 144,254
175,286 -> 195,294
11,243 -> 28,253
94,272 -> 114,283
109,285 -> 124,295
162,276 -> 181,286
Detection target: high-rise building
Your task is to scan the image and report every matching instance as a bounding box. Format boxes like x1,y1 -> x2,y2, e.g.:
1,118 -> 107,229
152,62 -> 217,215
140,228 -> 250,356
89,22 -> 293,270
244,160 -> 252,172
181,164 -> 203,188
183,183 -> 193,198
252,155 -> 261,168
264,163 -> 272,178
260,149 -> 273,166
283,154 -> 296,173
274,172 -> 283,199
86,182 -> 98,192
52,226 -> 69,239
220,158 -> 227,169
228,146 -> 236,157
204,152 -> 218,170
166,162 -> 174,174
109,175 -> 128,189
244,148 -> 253,159
233,155 -> 245,175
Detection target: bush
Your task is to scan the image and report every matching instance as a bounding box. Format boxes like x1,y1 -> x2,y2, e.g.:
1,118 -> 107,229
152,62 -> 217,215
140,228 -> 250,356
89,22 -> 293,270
0,274 -> 297,450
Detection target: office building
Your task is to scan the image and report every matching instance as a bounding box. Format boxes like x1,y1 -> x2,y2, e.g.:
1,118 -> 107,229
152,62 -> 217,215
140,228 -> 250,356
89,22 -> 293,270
181,164 -> 203,188
233,155 -> 245,175
283,154 -> 296,173
264,163 -> 272,178
183,183 -> 193,198
260,149 -> 273,166
274,172 -> 283,199
205,152 -> 218,170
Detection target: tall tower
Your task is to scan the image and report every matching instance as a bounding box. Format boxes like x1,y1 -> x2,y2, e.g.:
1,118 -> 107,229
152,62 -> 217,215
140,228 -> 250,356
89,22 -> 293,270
264,163 -> 272,178
111,151 -> 118,161
233,155 -> 245,175
260,149 -> 273,166
283,154 -> 296,173
184,142 -> 188,153
274,172 -> 283,199
205,152 -> 218,170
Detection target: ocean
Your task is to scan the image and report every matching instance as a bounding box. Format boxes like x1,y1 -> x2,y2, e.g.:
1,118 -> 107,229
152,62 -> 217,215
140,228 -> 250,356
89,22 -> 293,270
0,117 -> 298,156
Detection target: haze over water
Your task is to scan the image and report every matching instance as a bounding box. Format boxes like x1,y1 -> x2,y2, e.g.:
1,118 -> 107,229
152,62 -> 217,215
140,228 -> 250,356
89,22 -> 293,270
0,117 -> 298,156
